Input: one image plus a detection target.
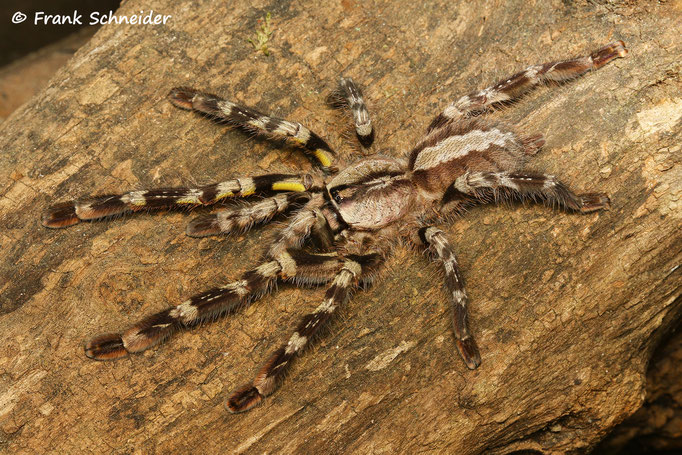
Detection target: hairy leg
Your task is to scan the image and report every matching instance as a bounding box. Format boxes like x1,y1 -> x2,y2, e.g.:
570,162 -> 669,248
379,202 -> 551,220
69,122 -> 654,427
429,41 -> 627,131
417,226 -> 481,370
84,260 -> 283,360
169,87 -> 336,170
227,253 -> 382,412
454,171 -> 610,213
327,76 -> 374,147
42,173 -> 316,228
186,192 -> 311,237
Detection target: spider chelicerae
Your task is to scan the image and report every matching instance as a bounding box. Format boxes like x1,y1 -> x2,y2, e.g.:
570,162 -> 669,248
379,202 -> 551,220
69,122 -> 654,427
43,40 -> 627,413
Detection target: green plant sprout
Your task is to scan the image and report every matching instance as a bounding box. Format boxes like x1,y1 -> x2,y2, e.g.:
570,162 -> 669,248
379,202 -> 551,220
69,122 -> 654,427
248,12 -> 274,56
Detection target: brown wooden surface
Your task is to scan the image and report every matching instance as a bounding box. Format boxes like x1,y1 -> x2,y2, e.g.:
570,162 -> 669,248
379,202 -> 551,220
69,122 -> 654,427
596,328 -> 682,454
0,28 -> 96,122
0,1 -> 680,453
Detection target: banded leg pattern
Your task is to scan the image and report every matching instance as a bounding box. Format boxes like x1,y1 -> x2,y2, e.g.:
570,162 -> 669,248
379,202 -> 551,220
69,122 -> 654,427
186,192 -> 311,237
85,261 -> 283,360
419,226 -> 481,370
429,40 -> 628,130
454,171 -> 610,213
84,248 -> 380,362
265,195 -> 329,261
328,77 -> 374,147
227,258 -> 365,413
168,87 -> 336,169
42,174 -> 314,228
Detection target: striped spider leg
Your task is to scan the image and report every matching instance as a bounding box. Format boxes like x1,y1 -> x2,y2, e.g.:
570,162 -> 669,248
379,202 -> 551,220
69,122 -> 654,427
168,87 -> 337,171
452,171 -> 610,213
83,194 -> 338,360
228,251 -> 384,412
327,77 -> 375,147
428,40 -> 628,130
186,191 -> 312,237
417,226 -> 481,370
42,173 -> 319,232
44,39 -> 627,413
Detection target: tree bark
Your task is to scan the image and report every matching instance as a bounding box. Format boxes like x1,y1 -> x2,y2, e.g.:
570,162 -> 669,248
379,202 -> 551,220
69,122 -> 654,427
595,327 -> 682,454
0,1 -> 680,453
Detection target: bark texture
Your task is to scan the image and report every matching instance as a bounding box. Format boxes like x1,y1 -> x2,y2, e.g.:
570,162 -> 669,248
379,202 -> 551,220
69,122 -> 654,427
596,328 -> 682,454
0,1 -> 680,453
0,28 -> 96,121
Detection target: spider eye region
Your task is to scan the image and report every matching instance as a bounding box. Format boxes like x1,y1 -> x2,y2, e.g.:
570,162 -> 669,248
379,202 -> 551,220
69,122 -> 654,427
330,188 -> 343,203
329,185 -> 354,205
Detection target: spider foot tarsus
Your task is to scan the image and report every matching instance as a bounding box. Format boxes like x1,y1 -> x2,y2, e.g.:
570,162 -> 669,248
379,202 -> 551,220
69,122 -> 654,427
591,40 -> 628,69
87,309 -> 180,360
577,193 -> 610,213
42,195 -> 129,228
186,214 -> 221,237
227,385 -> 264,413
456,336 -> 481,370
84,333 -> 128,360
42,201 -> 80,228
167,86 -> 198,110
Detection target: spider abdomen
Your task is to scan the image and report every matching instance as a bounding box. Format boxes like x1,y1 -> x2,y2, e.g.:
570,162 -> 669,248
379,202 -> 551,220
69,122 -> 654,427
409,119 -> 533,195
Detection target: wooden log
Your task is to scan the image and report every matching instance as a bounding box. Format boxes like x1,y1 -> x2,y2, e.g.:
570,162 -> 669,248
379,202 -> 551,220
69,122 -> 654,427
595,328 -> 682,454
0,1 -> 679,453
0,28 -> 97,122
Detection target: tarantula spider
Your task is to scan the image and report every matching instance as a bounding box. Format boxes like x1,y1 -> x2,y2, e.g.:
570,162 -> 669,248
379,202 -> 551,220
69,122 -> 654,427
43,40 -> 627,413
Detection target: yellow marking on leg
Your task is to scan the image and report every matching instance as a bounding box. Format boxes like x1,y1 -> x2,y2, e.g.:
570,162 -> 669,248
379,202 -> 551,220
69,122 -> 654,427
215,191 -> 235,200
272,182 -> 306,192
238,178 -> 256,196
176,190 -> 203,204
313,149 -> 332,167
176,197 -> 201,204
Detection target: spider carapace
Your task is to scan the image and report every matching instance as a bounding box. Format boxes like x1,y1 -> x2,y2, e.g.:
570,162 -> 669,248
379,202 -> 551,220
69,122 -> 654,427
43,41 -> 627,412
